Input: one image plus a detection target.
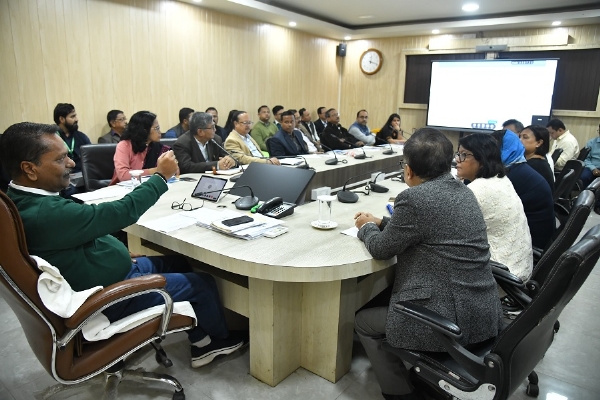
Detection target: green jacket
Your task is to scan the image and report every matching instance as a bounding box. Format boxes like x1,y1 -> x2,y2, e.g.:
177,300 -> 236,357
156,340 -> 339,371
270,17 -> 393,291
8,175 -> 168,291
251,121 -> 278,152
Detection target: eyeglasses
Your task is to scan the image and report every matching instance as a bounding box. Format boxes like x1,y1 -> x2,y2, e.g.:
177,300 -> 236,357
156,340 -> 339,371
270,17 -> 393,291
171,198 -> 203,211
153,125 -> 161,132
237,121 -> 253,126
454,152 -> 474,162
203,125 -> 216,131
115,117 -> 127,122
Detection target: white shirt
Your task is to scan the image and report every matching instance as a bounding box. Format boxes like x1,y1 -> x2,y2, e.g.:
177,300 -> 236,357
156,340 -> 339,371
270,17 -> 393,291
468,176 -> 533,282
9,182 -> 58,196
551,130 -> 579,170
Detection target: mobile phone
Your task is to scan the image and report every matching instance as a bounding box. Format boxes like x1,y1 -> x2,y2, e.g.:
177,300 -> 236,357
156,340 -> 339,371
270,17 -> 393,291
179,177 -> 197,182
221,215 -> 254,227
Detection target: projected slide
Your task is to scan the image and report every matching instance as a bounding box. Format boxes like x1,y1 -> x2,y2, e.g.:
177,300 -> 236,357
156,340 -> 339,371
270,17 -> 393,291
427,59 -> 558,131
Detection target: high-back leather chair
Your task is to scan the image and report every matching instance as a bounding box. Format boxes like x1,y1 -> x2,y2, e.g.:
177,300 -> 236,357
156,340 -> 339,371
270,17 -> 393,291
0,191 -> 195,399
384,224 -> 600,400
551,148 -> 563,164
159,138 -> 176,148
80,144 -> 117,192
577,146 -> 591,161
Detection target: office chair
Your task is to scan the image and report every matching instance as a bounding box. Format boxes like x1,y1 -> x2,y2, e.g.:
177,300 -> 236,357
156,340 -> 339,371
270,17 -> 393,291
577,146 -> 590,161
383,224 -> 600,400
160,138 -> 177,148
585,177 -> 600,195
554,160 -> 585,211
80,144 -> 117,192
0,191 -> 195,399
550,148 -> 563,165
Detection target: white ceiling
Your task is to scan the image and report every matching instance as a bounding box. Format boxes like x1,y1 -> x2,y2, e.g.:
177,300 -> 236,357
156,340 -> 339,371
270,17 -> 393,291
182,0 -> 600,40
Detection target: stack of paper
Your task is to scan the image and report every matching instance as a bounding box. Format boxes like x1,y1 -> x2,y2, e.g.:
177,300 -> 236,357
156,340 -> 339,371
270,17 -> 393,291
186,208 -> 283,240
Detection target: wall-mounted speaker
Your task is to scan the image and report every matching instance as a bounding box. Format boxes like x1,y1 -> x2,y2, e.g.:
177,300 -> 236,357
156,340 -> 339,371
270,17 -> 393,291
336,43 -> 347,57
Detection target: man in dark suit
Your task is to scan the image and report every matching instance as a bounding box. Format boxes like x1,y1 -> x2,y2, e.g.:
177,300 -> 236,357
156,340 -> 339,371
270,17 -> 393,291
320,108 -> 363,150
313,106 -> 327,135
172,112 -> 236,173
268,110 -> 308,157
353,128 -> 502,400
98,110 -> 127,143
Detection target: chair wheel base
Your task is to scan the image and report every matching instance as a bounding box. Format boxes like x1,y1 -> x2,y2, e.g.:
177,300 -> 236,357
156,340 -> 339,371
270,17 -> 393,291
528,371 -> 539,385
526,383 -> 539,397
172,390 -> 185,400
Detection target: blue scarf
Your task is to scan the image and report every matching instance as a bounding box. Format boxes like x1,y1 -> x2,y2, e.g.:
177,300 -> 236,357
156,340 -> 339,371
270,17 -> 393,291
501,129 -> 526,168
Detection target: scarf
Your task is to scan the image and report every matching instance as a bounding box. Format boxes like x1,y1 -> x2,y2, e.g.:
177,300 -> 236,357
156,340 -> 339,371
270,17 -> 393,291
500,129 -> 526,168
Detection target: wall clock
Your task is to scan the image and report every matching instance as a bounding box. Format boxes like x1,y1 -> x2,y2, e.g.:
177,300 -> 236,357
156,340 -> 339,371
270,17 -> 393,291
360,48 -> 383,75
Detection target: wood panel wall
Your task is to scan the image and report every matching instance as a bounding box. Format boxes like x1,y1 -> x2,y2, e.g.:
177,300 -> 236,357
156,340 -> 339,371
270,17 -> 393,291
1,0 -> 600,147
0,0 -> 341,142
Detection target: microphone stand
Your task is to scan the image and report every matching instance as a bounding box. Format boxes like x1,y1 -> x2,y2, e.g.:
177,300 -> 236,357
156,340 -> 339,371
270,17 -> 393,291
199,184 -> 259,210
367,171 -> 389,193
320,143 -> 347,165
211,138 -> 246,181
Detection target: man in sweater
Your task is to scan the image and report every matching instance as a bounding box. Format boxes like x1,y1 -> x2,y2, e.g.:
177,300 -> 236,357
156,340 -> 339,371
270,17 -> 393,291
251,105 -> 278,152
348,110 -> 376,146
0,122 -> 246,368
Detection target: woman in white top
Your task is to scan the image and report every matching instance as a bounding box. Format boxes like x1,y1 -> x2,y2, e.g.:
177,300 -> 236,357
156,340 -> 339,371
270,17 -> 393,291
455,133 -> 533,282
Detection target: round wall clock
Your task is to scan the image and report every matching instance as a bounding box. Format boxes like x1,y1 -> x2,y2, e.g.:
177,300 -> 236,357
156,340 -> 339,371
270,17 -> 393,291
360,48 -> 383,75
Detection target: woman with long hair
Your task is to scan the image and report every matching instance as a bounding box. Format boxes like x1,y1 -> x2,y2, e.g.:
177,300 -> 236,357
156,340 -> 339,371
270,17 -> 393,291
111,111 -> 172,183
519,125 -> 554,191
376,113 -> 405,145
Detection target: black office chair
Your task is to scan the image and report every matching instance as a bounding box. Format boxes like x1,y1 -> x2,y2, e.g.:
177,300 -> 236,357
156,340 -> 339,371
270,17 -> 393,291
551,148 -> 563,165
577,147 -> 590,161
554,160 -> 584,211
585,177 -> 600,195
80,144 -> 117,192
265,138 -> 273,157
383,224 -> 600,400
159,138 -> 176,148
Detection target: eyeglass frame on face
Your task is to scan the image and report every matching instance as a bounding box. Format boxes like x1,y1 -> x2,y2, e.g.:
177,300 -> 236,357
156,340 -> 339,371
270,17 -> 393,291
171,198 -> 203,211
454,151 -> 474,163
237,121 -> 253,126
152,125 -> 161,132
203,124 -> 216,131
114,117 -> 127,122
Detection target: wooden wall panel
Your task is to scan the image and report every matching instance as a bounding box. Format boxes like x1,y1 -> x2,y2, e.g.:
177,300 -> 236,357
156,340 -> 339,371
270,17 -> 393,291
0,0 -> 340,142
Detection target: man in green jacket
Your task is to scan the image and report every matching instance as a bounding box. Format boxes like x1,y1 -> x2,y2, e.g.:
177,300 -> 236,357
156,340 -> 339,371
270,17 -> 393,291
0,122 -> 245,368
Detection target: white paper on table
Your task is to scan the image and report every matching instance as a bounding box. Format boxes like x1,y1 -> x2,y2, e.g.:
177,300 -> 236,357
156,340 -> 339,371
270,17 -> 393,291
139,212 -> 199,233
340,227 -> 359,237
215,167 -> 242,175
185,208 -> 241,226
72,186 -> 132,202
279,158 -> 303,166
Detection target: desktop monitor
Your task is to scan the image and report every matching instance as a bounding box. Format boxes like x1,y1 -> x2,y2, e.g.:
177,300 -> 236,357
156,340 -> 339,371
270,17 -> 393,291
229,163 -> 315,205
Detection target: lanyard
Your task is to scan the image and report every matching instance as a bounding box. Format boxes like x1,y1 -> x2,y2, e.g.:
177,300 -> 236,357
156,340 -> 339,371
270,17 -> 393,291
58,131 -> 75,154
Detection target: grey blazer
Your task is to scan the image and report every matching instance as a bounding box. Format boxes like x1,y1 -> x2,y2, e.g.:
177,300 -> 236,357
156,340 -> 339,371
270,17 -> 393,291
172,132 -> 227,173
358,173 -> 503,352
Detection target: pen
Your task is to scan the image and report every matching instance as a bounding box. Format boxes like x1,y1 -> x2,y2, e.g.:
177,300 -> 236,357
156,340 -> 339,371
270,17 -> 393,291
386,204 -> 394,216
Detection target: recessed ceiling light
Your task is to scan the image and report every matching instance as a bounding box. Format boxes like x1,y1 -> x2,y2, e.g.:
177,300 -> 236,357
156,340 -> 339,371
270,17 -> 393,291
552,21 -> 562,26
359,15 -> 374,19
289,21 -> 297,27
432,29 -> 440,34
344,36 -> 352,40
462,3 -> 479,12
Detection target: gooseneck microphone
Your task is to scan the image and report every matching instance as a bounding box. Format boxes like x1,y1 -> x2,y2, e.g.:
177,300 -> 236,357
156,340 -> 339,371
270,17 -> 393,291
374,136 -> 395,155
320,143 -> 344,165
210,139 -> 245,181
230,185 -> 259,210
368,172 -> 389,193
337,173 -> 367,203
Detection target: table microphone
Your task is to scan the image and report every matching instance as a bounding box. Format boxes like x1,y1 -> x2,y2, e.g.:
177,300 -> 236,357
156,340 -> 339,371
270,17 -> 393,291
229,185 -> 259,210
320,143 -> 341,165
337,173 -> 372,203
344,139 -> 367,160
210,139 -> 245,181
368,172 -> 389,193
375,137 -> 395,155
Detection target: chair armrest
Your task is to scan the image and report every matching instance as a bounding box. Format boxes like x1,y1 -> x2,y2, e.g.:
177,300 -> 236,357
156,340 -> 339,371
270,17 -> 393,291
65,274 -> 167,329
532,247 -> 543,262
489,260 -> 508,271
393,301 -> 462,339
392,301 -> 488,382
491,265 -> 524,288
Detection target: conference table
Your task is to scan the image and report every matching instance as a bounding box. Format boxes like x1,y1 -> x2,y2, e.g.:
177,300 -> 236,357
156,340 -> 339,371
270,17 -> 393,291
84,147 -> 408,387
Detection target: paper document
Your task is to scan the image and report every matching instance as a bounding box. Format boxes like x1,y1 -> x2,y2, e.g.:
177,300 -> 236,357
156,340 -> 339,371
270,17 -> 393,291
279,158 -> 303,166
340,227 -> 359,237
139,213 -> 199,233
72,186 -> 132,202
215,167 -> 242,176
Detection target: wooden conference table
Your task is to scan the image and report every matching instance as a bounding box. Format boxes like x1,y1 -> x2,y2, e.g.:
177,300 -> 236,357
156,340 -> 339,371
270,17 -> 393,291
89,148 -> 407,387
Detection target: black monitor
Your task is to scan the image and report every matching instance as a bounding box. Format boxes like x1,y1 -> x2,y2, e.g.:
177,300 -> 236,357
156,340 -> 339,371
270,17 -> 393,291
229,163 -> 315,205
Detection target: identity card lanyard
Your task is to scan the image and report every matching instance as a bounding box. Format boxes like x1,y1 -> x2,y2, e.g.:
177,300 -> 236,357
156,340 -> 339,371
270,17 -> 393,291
57,131 -> 75,156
